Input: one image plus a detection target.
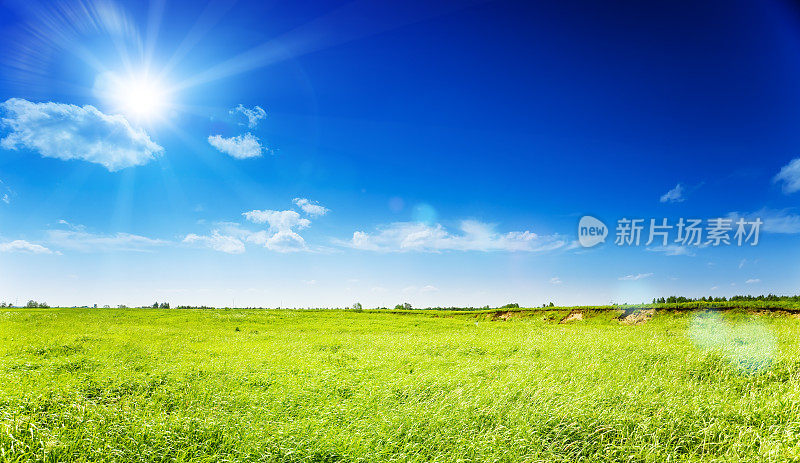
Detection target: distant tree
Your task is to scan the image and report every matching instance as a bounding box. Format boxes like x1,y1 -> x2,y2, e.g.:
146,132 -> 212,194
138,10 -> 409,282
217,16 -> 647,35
26,300 -> 38,308
352,302 -> 363,311
159,302 -> 170,309
118,304 -> 127,308
152,302 -> 159,309
500,303 -> 520,309
103,305 -> 110,308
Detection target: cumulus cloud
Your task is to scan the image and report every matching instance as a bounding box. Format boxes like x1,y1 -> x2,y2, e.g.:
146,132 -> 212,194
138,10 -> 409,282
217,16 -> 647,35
659,184 -> 684,203
774,158 -> 800,194
293,198 -> 329,217
240,210 -> 311,252
243,209 -> 310,230
618,273 -> 653,281
232,104 -> 266,128
187,200 -> 330,254
342,220 -> 565,253
183,231 -> 245,254
0,98 -> 162,171
46,229 -> 168,252
0,240 -> 53,254
207,133 -> 263,159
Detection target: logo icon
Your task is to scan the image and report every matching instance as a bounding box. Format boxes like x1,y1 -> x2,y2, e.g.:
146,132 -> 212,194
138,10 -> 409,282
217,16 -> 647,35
578,216 -> 607,248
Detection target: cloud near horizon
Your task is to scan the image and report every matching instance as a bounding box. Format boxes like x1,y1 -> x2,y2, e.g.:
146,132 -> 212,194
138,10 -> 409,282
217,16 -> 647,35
185,199 -> 329,254
46,229 -> 169,252
618,273 -> 653,281
343,220 -> 565,253
0,239 -> 53,254
0,98 -> 162,171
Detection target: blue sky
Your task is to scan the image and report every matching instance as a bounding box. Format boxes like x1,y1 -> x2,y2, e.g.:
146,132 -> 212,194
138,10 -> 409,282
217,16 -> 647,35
1,0 -> 799,308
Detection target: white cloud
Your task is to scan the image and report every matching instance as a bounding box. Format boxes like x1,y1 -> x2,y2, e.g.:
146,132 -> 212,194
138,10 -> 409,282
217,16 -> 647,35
745,278 -> 761,284
0,98 -> 162,171
618,273 -> 653,281
208,133 -> 263,159
183,231 -> 245,254
549,277 -> 563,285
57,219 -> 86,231
46,229 -> 168,252
420,285 -> 439,293
774,158 -> 800,194
727,208 -> 800,234
0,179 -> 10,204
659,184 -> 684,203
251,229 -> 307,252
243,209 -> 310,231
188,201 -> 329,254
293,198 -> 329,217
0,240 -> 53,254
343,220 -> 565,253
232,104 -> 266,129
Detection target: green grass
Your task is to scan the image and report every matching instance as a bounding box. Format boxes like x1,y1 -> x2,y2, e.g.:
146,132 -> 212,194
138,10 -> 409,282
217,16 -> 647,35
2,308 -> 800,462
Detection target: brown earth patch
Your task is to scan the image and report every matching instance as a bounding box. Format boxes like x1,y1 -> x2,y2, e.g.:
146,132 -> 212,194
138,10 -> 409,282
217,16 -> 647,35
491,310 -> 524,321
618,309 -> 655,325
559,310 -> 583,323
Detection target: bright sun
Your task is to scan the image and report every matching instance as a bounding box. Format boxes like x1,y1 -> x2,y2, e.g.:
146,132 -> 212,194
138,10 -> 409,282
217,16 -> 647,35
94,71 -> 172,123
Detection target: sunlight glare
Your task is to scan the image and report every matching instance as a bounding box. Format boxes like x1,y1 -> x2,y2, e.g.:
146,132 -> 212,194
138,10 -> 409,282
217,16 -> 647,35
94,71 -> 172,123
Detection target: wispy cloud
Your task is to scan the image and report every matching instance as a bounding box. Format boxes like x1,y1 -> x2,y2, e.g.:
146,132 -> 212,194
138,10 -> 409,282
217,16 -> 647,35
232,104 -> 266,129
646,244 -> 695,256
0,239 -> 53,254
727,208 -> 800,234
745,278 -> 761,284
183,231 -> 245,254
0,179 -> 12,204
618,273 -> 653,281
659,183 -> 684,203
342,220 -> 565,253
46,229 -> 168,252
550,277 -> 563,285
774,158 -> 800,194
1,98 -> 162,171
207,133 -> 263,159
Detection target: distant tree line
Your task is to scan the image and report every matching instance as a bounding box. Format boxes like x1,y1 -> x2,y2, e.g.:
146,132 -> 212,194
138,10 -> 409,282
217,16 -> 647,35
25,300 -> 49,308
653,294 -> 800,304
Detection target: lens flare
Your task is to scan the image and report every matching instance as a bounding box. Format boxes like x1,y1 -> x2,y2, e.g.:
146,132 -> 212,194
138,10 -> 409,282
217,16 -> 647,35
689,311 -> 777,373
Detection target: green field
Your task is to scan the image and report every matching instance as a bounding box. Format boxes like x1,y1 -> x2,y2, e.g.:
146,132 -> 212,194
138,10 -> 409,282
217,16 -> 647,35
2,307 -> 800,462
